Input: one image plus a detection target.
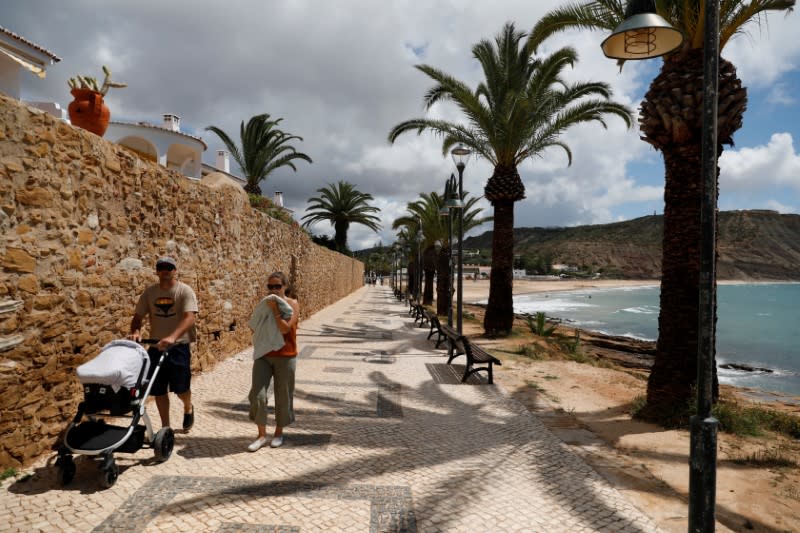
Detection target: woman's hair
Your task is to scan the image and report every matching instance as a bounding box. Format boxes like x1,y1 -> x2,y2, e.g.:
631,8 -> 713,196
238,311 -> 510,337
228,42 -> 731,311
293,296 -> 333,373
268,271 -> 296,299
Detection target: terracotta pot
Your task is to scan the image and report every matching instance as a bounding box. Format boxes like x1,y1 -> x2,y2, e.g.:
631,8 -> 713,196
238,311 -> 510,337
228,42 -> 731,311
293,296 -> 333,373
67,89 -> 110,136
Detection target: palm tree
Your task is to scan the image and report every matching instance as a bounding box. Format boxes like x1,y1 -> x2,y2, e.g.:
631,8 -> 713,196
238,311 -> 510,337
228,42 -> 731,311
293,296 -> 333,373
301,180 -> 382,253
388,22 -> 632,336
205,114 -> 312,195
529,0 -> 795,420
393,190 -> 489,310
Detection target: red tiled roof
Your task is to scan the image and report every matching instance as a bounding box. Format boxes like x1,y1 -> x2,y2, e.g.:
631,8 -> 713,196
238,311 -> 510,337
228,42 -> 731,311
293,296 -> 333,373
0,26 -> 61,62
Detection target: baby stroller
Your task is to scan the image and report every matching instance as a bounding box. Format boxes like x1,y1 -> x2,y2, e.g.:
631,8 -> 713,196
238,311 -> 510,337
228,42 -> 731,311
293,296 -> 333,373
56,339 -> 175,488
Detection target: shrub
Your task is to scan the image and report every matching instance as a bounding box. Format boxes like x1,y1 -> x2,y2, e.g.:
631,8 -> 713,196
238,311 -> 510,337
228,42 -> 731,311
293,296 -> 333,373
524,312 -> 557,337
249,194 -> 295,225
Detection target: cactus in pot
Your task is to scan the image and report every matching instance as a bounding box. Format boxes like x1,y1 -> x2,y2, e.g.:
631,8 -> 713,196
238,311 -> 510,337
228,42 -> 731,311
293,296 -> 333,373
68,65 -> 127,95
67,65 -> 126,136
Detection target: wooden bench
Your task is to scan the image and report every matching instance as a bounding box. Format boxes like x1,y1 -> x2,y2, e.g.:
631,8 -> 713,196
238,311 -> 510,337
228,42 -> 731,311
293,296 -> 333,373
414,303 -> 429,328
423,310 -> 447,348
407,299 -> 423,323
439,324 -> 502,384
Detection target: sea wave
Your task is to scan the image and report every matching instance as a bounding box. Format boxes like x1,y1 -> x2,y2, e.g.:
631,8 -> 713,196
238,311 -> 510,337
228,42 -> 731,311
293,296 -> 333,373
515,299 -> 595,314
581,327 -> 655,342
616,306 -> 658,315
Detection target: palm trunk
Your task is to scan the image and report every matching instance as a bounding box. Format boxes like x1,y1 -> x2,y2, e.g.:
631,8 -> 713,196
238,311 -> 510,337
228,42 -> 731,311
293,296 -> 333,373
423,245 -> 437,305
407,261 -> 417,300
334,221 -> 349,253
642,144 -> 721,419
436,246 -> 451,316
636,50 -> 743,420
484,200 -> 515,336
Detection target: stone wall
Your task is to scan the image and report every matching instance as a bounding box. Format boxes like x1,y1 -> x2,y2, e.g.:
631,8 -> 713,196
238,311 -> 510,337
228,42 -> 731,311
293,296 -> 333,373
0,95 -> 364,468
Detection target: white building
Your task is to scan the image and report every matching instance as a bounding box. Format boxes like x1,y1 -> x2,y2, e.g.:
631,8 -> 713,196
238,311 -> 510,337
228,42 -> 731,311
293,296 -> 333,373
0,25 -> 66,119
0,25 -> 60,98
200,150 -> 246,187
105,114 -> 208,180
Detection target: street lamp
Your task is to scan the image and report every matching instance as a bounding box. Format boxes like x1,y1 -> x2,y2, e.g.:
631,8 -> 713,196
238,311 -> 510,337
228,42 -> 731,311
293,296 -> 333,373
601,0 -> 683,60
401,244 -> 408,298
451,144 -> 471,334
441,174 -> 464,327
603,2 -> 719,531
415,219 -> 424,302
391,249 -> 395,288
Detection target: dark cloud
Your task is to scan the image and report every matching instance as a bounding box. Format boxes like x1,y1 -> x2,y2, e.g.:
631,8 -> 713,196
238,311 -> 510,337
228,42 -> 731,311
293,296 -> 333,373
3,0 -> 797,249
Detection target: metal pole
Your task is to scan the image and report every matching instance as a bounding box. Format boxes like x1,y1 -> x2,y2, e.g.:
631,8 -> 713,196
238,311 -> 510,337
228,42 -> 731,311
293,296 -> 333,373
399,249 -> 404,297
417,240 -> 422,302
447,198 -> 454,327
689,1 -> 719,531
456,163 -> 465,334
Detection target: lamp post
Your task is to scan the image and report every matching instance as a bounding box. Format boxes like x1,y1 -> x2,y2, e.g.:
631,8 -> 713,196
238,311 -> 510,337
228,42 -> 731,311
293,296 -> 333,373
690,2 -> 721,530
401,244 -> 408,298
441,174 -> 464,327
603,2 -> 718,531
392,246 -> 397,292
439,184 -> 452,326
415,219 -> 424,302
451,144 -> 470,334
397,244 -> 402,298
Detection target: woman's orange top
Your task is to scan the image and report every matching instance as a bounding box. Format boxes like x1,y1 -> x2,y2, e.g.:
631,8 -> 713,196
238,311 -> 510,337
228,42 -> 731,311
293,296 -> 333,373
266,322 -> 297,357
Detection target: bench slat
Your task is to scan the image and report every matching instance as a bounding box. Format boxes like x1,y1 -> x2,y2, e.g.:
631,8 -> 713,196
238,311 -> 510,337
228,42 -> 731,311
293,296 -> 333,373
436,325 -> 500,384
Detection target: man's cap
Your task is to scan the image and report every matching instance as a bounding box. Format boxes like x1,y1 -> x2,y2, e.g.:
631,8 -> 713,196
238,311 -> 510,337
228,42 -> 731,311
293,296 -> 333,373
156,256 -> 177,268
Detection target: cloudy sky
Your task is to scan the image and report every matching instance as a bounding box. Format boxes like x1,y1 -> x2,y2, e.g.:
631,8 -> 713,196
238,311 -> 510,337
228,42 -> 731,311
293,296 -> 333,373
4,1 -> 799,249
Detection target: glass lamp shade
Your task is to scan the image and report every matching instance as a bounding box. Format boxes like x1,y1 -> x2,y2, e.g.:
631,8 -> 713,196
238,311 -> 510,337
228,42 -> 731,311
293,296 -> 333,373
444,196 -> 464,210
451,144 -> 471,168
602,11 -> 683,60
439,206 -> 450,217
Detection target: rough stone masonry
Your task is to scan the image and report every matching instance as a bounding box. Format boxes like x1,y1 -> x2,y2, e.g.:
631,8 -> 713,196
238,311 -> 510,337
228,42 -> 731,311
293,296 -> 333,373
0,94 -> 363,468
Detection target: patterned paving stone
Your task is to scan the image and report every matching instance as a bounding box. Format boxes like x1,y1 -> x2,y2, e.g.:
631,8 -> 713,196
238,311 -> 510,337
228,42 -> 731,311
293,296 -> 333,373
91,476 -> 415,533
1,285 -> 664,533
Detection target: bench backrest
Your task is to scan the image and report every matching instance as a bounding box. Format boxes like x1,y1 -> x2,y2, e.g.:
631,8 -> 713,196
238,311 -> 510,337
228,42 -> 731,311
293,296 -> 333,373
440,325 -> 466,353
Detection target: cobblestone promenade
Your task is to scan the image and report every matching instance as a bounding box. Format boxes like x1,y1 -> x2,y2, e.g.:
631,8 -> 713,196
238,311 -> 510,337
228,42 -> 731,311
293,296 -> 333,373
1,285 -> 661,532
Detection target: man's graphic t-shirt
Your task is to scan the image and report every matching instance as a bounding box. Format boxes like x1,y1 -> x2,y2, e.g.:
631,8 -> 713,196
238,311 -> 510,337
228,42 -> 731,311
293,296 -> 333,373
134,281 -> 198,343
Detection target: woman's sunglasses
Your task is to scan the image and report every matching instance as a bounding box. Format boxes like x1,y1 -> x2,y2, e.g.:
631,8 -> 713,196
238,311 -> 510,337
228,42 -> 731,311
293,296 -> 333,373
267,284 -> 283,290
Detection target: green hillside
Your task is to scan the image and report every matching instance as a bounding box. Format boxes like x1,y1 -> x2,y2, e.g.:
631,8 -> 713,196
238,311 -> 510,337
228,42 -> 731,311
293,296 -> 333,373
461,210 -> 800,280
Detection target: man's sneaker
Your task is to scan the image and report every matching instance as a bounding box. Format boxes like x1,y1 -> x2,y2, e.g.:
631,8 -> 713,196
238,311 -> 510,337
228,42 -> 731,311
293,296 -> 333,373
182,406 -> 194,430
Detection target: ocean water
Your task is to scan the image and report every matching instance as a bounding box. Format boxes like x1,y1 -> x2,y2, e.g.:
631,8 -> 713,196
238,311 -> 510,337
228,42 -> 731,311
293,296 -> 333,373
509,283 -> 800,397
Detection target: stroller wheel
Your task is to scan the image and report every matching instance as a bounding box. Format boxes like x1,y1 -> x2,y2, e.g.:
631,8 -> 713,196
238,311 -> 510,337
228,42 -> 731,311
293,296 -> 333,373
56,455 -> 76,486
153,427 -> 175,462
99,458 -> 118,489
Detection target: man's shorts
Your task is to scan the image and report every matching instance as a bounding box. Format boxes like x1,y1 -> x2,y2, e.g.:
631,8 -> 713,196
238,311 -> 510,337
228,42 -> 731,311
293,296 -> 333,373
148,343 -> 191,396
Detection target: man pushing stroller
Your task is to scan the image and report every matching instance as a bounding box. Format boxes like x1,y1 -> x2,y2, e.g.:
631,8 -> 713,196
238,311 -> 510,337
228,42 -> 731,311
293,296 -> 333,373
129,256 -> 198,431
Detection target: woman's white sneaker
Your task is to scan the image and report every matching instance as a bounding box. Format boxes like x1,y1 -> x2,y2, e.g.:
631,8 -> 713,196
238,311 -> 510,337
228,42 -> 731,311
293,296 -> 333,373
270,435 -> 284,448
247,437 -> 269,452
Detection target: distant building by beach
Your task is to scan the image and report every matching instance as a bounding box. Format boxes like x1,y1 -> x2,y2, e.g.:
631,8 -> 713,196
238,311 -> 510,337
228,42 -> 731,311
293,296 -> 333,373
552,263 -> 579,273
464,264 -> 490,279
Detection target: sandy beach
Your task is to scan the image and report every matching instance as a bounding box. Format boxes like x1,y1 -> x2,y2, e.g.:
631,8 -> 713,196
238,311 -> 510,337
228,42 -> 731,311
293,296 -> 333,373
460,278 -> 659,304
448,277 -> 799,532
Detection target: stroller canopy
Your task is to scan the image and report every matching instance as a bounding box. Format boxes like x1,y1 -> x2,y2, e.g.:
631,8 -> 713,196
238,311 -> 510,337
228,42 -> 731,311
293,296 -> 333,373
76,340 -> 150,392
